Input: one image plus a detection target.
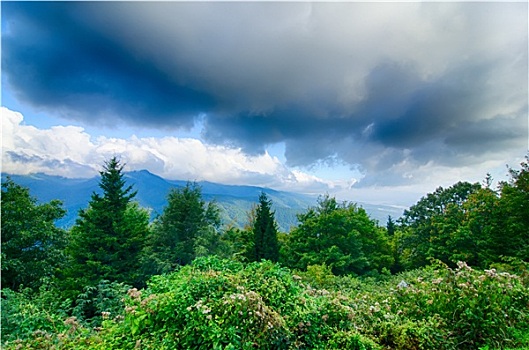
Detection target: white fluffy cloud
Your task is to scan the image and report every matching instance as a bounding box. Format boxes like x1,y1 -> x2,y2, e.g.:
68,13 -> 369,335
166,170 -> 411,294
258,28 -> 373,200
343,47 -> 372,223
1,107 -> 344,194
2,106 -> 526,207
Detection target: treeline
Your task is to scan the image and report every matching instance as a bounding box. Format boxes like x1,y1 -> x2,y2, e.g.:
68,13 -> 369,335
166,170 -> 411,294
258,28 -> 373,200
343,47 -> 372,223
1,156 -> 528,340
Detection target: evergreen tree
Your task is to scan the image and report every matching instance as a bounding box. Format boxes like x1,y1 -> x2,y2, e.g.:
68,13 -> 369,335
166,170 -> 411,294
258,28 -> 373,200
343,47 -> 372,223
66,158 -> 150,289
252,192 -> 279,262
386,215 -> 396,236
143,182 -> 220,274
1,178 -> 67,291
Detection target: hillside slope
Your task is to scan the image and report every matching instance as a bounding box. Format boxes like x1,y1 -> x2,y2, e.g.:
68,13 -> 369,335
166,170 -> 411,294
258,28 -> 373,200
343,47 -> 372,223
2,171 -> 403,231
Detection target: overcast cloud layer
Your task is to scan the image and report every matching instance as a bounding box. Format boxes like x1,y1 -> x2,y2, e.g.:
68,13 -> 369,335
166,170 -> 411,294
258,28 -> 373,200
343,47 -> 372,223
2,2 -> 528,204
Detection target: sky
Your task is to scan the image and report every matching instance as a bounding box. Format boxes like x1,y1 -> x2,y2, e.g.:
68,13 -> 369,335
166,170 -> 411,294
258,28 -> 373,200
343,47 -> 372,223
1,1 -> 528,208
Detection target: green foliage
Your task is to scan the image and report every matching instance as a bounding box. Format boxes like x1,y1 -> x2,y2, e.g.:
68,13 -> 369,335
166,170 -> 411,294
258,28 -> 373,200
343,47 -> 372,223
217,226 -> 254,261
3,155 -> 529,349
451,186 -> 500,267
360,261 -> 529,349
298,263 -> 337,289
1,281 -> 72,344
286,195 -> 393,275
496,155 -> 529,261
397,156 -> 529,271
252,192 -> 279,262
398,181 -> 482,269
72,280 -> 130,327
386,215 -> 396,236
1,178 -> 67,291
143,182 -> 221,274
66,158 -> 150,290
5,259 -> 528,350
102,256 -> 380,349
252,192 -> 280,262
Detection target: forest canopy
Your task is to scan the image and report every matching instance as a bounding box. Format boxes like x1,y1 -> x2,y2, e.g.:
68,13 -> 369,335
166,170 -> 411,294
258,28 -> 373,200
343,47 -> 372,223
2,155 -> 528,349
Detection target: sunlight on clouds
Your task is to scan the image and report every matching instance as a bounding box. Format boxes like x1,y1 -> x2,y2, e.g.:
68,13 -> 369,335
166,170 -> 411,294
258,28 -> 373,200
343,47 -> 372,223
1,107 -> 21,150
287,170 -> 357,194
1,107 -> 336,193
2,107 -> 99,176
2,107 -> 523,207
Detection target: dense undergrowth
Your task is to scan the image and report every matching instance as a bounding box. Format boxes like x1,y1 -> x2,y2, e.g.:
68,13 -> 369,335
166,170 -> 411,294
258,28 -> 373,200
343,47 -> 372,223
2,256 -> 528,349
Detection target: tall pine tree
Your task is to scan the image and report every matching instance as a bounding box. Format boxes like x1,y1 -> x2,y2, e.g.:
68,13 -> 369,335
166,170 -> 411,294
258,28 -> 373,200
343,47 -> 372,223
143,182 -> 221,274
66,157 -> 150,289
252,193 -> 279,262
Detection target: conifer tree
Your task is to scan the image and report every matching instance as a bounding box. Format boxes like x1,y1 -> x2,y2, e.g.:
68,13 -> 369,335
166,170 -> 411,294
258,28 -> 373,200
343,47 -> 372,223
252,192 -> 279,262
386,215 -> 396,236
66,157 -> 149,288
143,182 -> 220,274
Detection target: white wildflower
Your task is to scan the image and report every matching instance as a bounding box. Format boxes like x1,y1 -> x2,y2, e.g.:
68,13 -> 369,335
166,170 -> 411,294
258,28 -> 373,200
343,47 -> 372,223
485,268 -> 497,278
397,280 -> 409,288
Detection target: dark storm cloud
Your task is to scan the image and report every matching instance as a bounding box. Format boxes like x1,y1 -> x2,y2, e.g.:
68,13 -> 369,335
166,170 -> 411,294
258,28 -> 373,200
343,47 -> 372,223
2,2 -> 527,184
365,61 -> 521,149
2,2 -> 215,127
206,57 -> 527,173
203,104 -> 364,158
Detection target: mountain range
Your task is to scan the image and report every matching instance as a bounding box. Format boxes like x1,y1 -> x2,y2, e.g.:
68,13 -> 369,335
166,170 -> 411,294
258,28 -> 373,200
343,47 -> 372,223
2,170 -> 404,231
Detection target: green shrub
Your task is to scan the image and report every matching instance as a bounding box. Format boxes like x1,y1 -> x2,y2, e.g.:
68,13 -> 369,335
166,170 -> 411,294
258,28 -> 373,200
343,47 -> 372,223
105,256 -> 376,349
340,261 -> 529,349
298,263 -> 337,289
1,282 -> 72,344
2,257 -> 528,349
72,280 -> 131,327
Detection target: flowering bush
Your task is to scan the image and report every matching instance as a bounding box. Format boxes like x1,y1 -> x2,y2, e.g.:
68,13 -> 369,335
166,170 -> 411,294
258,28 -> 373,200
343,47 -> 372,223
345,260 -> 529,349
112,256 -> 378,349
2,257 -> 527,349
1,285 -> 71,343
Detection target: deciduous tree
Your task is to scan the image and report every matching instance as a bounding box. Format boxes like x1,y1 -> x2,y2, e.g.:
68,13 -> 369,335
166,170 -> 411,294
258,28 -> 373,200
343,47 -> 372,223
1,178 -> 67,291
496,155 -> 529,261
398,181 -> 482,269
287,195 -> 391,275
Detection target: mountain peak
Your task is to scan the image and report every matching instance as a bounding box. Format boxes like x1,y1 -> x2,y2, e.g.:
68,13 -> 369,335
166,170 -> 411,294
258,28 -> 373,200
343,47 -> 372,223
2,172 -> 403,230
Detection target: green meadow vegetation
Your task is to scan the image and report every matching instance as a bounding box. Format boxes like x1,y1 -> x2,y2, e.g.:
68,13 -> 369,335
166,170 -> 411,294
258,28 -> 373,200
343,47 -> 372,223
2,156 -> 529,349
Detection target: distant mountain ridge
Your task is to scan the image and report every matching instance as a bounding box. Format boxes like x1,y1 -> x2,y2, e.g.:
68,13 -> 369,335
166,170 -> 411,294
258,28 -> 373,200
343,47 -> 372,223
1,170 -> 404,231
